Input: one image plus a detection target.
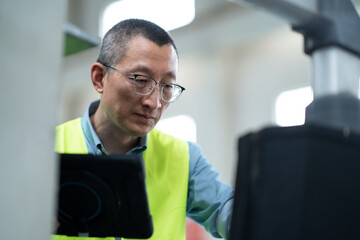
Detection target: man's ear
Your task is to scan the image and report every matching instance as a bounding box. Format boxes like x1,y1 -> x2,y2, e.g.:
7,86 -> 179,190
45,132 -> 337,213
91,62 -> 107,94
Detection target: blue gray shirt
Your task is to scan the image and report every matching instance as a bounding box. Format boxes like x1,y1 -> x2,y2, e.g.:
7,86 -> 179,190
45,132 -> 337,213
81,100 -> 234,239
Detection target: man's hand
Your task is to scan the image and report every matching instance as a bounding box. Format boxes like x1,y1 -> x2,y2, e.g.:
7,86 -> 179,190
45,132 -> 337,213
54,218 -> 60,233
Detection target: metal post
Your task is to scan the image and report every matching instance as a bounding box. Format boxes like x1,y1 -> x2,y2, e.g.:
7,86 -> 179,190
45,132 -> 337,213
312,46 -> 360,98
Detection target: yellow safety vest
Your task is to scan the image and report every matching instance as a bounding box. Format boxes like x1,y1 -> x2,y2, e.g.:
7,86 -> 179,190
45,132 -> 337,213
54,118 -> 189,240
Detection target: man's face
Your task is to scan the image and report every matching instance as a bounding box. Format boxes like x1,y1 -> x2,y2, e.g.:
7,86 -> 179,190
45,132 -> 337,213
100,36 -> 178,137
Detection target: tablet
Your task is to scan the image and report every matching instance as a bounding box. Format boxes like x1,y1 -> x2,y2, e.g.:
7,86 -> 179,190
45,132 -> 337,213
56,153 -> 153,239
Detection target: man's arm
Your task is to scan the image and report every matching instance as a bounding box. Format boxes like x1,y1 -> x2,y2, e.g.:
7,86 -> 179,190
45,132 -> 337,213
186,142 -> 234,239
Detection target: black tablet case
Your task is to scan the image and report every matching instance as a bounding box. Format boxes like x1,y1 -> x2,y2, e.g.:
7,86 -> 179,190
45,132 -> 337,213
57,154 -> 153,239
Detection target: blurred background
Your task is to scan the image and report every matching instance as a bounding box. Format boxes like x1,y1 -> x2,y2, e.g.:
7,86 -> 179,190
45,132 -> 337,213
1,0 -> 359,239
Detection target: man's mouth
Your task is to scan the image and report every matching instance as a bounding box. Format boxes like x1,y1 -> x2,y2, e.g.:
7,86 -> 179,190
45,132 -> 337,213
135,113 -> 155,122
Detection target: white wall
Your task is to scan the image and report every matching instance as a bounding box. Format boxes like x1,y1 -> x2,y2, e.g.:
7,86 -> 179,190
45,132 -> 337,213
0,0 -> 65,239
60,48 -> 101,122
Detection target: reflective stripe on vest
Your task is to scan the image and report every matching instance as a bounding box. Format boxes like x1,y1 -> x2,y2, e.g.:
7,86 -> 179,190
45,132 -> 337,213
54,118 -> 189,240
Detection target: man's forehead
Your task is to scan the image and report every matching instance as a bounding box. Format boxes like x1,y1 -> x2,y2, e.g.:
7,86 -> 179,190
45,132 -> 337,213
120,39 -> 177,64
126,36 -> 176,54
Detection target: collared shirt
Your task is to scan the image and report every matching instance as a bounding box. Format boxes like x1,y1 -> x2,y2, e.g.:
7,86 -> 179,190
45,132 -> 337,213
81,100 -> 234,239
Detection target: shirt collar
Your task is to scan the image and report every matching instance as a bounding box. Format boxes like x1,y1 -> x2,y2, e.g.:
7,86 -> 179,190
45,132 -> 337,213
81,99 -> 147,155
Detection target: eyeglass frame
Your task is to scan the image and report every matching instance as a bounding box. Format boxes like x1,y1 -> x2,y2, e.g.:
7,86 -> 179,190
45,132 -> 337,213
101,63 -> 185,103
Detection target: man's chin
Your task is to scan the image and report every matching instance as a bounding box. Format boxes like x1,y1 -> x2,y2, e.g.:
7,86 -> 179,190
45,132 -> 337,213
124,120 -> 157,137
129,126 -> 154,137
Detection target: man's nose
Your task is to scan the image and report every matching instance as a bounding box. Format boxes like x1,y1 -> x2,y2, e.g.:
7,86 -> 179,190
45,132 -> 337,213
143,85 -> 162,109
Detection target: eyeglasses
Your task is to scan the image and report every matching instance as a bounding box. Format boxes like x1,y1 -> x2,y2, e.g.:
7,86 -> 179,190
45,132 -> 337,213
102,63 -> 185,103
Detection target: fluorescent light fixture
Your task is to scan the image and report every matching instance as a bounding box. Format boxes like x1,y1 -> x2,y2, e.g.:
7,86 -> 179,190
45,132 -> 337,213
275,86 -> 313,127
101,0 -> 195,36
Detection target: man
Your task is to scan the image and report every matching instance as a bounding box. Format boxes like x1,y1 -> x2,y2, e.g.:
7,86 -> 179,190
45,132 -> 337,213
55,19 -> 233,239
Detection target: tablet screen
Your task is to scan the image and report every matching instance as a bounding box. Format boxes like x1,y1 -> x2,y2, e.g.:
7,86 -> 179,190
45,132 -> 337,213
56,153 -> 153,239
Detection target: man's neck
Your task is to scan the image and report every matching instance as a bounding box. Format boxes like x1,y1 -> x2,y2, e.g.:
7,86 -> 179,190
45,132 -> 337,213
90,110 -> 139,155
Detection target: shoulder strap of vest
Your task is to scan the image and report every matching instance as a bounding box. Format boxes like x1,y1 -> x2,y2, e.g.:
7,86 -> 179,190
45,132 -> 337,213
55,117 -> 88,154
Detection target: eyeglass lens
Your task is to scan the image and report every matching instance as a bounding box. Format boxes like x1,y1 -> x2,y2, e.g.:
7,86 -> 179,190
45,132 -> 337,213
133,76 -> 182,102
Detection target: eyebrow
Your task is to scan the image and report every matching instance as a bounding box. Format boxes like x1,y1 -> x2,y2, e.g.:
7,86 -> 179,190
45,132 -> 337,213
127,65 -> 152,74
128,65 -> 177,81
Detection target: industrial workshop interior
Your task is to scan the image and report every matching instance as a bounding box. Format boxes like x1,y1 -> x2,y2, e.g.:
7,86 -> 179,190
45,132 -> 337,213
1,0 -> 360,239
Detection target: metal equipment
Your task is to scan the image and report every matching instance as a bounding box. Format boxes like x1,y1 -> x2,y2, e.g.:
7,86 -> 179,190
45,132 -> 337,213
228,1 -> 360,239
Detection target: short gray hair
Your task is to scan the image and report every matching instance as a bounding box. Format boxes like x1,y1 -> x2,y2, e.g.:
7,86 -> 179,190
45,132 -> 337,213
97,19 -> 178,66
